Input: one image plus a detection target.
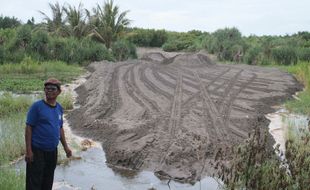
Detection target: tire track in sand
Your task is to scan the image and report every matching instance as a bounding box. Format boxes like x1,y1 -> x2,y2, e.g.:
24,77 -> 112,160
155,70 -> 183,173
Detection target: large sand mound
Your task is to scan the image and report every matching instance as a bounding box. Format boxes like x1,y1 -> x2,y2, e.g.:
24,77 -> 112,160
67,51 -> 302,183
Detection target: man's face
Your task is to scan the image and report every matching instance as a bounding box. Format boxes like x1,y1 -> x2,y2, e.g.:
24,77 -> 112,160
44,85 -> 61,99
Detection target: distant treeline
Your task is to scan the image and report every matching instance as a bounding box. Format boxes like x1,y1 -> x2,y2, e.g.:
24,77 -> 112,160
1,1 -> 310,65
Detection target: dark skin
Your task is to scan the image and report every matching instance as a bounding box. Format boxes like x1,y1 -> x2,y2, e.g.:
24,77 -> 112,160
25,85 -> 72,163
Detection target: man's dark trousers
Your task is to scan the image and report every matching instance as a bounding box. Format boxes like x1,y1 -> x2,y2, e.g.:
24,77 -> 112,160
26,147 -> 57,190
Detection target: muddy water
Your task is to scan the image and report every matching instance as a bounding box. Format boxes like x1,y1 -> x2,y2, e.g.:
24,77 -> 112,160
267,108 -> 308,154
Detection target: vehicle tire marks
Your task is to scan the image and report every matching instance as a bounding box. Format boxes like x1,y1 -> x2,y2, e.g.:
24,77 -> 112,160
98,64 -> 127,118
156,70 -> 183,171
220,73 -> 257,137
139,65 -> 173,100
193,71 -> 228,142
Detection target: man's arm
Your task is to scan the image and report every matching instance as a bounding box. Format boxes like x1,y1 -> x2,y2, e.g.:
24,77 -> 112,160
25,125 -> 33,162
60,127 -> 72,158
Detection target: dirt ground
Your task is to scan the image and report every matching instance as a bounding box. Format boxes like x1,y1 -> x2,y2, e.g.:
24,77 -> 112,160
67,48 -> 302,183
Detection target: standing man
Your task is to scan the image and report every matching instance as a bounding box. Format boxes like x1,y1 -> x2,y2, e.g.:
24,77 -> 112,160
25,78 -> 72,190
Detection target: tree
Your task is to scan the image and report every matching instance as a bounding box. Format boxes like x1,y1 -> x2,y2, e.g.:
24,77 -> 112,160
90,0 -> 130,48
63,3 -> 90,39
39,2 -> 66,36
0,16 -> 21,29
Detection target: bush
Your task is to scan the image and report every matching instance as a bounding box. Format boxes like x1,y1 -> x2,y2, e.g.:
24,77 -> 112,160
14,25 -> 32,50
206,27 -> 245,61
111,40 -> 137,61
244,46 -> 262,65
0,45 -> 4,63
78,38 -> 113,63
272,47 -> 298,65
127,28 -> 168,47
297,48 -> 310,62
0,16 -> 21,29
30,30 -> 50,60
162,32 -> 197,52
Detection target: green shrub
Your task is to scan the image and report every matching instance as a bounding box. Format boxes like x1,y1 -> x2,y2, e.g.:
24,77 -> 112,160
111,40 -> 137,61
127,28 -> 168,47
30,30 -> 50,60
0,45 -> 4,63
14,25 -> 32,50
0,16 -> 21,29
58,92 -> 73,110
272,47 -> 298,65
162,32 -> 196,52
78,38 -> 113,63
205,27 -> 245,61
297,48 -> 310,62
244,46 -> 262,65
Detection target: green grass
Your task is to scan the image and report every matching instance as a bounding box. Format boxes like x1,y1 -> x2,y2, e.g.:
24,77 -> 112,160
0,112 -> 26,165
0,92 -> 32,119
283,61 -> 310,114
0,57 -> 84,93
58,92 -> 74,110
0,168 -> 25,190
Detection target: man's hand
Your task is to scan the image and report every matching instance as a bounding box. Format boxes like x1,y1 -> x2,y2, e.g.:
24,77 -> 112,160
25,150 -> 33,163
64,147 -> 72,158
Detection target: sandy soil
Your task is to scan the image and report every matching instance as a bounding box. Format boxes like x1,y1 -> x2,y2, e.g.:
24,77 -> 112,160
67,49 -> 302,183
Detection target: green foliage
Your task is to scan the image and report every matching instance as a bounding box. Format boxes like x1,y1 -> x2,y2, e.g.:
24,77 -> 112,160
49,37 -> 113,64
0,92 -> 32,119
216,127 -> 310,190
244,46 -> 262,65
111,39 -> 137,61
0,59 -> 84,93
58,92 -> 74,110
285,62 -> 310,114
91,0 -> 130,48
14,25 -> 32,50
29,30 -> 50,60
0,168 -> 25,189
0,112 -> 27,163
0,45 -> 4,63
206,27 -> 245,61
272,47 -> 298,65
39,2 -> 67,36
162,32 -> 198,52
0,16 -> 21,29
63,3 -> 90,39
297,48 -> 310,62
127,28 -> 168,47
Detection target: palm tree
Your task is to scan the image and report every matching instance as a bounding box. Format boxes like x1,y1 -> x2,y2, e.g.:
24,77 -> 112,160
39,2 -> 66,36
90,0 -> 130,48
63,3 -> 91,39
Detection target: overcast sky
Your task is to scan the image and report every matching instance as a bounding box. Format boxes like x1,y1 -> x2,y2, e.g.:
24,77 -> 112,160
0,0 -> 309,36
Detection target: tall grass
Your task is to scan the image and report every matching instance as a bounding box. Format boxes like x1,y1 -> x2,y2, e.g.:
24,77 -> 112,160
0,168 -> 25,190
285,62 -> 310,114
0,112 -> 26,164
0,92 -> 32,119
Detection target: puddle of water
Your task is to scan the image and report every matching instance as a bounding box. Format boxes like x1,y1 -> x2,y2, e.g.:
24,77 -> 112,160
267,108 -> 308,153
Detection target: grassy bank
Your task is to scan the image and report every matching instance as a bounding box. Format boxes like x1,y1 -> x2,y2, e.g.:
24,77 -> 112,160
284,61 -> 310,114
0,57 -> 84,93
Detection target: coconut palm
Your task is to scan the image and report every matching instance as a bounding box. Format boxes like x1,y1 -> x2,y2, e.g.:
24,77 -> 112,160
90,0 -> 130,48
63,3 -> 91,39
39,2 -> 66,36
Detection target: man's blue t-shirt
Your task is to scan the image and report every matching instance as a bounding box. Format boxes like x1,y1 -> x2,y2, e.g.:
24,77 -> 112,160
26,100 -> 63,151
